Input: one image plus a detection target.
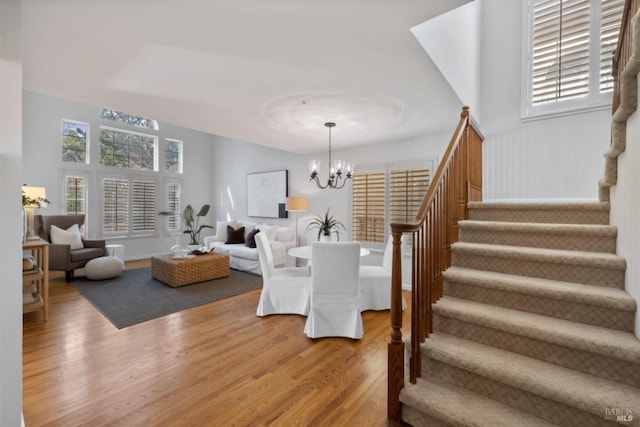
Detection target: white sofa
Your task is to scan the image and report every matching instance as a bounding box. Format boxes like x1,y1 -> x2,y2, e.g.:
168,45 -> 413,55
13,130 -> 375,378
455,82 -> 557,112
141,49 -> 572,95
203,220 -> 296,275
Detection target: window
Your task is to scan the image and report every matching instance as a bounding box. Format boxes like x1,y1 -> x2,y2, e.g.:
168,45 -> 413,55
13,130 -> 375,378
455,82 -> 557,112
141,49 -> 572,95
165,139 -> 183,173
352,167 -> 430,244
64,175 -> 87,215
524,0 -> 624,118
61,120 -> 88,164
352,172 -> 386,243
99,108 -> 159,131
99,127 -> 158,171
102,176 -> 158,237
389,168 -> 430,224
165,180 -> 182,233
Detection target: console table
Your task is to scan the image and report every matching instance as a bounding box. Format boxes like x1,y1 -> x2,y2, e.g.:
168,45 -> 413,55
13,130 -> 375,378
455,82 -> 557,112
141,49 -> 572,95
22,238 -> 50,321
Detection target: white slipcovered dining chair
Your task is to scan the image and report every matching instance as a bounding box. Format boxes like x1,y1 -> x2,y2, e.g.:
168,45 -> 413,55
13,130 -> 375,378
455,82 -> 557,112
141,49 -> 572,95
359,235 -> 407,311
304,242 -> 363,339
255,232 -> 311,316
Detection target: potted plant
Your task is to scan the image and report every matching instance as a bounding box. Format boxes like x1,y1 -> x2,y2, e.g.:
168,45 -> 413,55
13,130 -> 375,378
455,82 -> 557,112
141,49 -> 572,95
159,204 -> 214,246
306,209 -> 345,241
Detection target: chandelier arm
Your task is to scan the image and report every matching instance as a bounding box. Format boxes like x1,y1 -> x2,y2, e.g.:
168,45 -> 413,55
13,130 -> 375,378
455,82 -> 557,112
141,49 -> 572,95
310,175 -> 329,189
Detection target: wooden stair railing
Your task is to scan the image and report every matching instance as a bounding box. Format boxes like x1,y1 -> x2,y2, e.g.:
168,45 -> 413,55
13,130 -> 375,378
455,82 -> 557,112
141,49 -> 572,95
612,0 -> 640,114
387,106 -> 483,422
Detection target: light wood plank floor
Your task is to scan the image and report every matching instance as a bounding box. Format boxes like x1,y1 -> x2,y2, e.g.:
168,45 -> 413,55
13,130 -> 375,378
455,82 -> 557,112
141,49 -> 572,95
23,260 -> 411,426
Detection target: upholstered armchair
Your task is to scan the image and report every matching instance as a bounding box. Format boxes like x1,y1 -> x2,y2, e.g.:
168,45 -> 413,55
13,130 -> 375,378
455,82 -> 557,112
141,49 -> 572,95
34,214 -> 106,282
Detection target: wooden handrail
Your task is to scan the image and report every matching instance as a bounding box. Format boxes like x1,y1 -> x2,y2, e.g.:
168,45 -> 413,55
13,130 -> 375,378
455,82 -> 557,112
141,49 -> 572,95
387,106 -> 483,422
612,0 -> 640,114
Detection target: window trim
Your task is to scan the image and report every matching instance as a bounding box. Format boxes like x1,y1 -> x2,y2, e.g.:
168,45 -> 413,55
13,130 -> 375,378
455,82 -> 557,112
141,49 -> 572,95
521,0 -> 623,120
98,125 -> 159,172
164,138 -> 184,174
61,119 -> 90,165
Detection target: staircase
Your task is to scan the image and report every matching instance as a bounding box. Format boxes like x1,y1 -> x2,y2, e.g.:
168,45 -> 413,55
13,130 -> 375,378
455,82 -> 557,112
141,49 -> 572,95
399,202 -> 640,426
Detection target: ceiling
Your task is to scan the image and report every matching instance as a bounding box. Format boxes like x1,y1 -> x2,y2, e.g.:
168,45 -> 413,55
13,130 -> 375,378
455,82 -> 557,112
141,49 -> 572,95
21,0 -> 469,154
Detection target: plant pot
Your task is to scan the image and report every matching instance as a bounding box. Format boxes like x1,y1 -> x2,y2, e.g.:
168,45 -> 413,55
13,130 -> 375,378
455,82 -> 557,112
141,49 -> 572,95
319,233 -> 336,242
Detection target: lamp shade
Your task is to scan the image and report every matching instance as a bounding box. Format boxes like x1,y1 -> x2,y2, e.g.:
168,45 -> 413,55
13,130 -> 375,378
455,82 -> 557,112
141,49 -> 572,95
286,196 -> 308,212
22,186 -> 47,207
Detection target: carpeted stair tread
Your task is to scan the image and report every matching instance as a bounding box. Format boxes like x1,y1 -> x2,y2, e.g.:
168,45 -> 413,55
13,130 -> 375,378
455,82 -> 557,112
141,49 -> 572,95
459,220 -> 617,236
468,201 -> 610,211
433,296 -> 640,363
452,242 -> 626,270
467,201 -> 610,224
400,375 -> 558,427
443,266 -> 637,313
422,333 -> 640,419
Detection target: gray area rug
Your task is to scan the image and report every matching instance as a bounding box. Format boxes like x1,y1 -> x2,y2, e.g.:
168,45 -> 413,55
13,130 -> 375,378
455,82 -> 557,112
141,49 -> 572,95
72,267 -> 263,329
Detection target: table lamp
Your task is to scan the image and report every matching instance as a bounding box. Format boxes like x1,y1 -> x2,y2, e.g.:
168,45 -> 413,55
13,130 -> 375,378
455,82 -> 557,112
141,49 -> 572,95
286,196 -> 308,246
22,186 -> 48,240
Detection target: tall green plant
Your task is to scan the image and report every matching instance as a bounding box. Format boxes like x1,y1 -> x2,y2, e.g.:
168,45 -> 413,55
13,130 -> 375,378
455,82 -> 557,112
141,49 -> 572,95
159,204 -> 213,245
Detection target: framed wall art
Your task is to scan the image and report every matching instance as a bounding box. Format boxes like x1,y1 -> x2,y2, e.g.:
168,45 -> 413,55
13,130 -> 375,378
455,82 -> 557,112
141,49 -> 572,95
247,169 -> 288,218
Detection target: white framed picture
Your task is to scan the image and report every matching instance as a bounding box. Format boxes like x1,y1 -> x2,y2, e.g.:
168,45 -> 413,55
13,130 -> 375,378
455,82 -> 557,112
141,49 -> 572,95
247,170 -> 288,218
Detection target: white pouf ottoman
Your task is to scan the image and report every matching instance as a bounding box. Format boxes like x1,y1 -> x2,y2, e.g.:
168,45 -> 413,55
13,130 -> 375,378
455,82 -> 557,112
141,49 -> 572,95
85,256 -> 123,280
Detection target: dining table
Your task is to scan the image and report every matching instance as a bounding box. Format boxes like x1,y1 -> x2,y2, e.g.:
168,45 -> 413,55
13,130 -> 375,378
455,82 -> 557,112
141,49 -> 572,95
287,245 -> 370,260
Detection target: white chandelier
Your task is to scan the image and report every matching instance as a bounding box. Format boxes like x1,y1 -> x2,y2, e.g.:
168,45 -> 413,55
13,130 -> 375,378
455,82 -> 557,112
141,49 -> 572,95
308,122 -> 354,190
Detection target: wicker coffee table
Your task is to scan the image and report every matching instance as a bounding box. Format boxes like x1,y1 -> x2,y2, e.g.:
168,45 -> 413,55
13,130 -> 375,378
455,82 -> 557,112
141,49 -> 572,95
151,252 -> 230,287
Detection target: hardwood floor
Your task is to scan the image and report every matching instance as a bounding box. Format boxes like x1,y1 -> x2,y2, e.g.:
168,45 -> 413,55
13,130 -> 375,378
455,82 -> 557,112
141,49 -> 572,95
22,260 -> 411,426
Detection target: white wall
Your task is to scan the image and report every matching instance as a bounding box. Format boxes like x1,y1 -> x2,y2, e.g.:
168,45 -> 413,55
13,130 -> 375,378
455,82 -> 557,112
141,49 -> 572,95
479,0 -> 611,201
22,91 -> 217,260
210,131 -> 450,247
0,0 -> 25,425
412,0 -> 481,118
610,76 -> 640,336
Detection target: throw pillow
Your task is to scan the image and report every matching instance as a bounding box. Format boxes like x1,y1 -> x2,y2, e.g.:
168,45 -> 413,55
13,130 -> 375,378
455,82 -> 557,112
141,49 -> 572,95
225,225 -> 246,244
245,228 -> 260,248
50,223 -> 84,250
216,220 -> 238,241
276,227 -> 294,242
257,223 -> 278,241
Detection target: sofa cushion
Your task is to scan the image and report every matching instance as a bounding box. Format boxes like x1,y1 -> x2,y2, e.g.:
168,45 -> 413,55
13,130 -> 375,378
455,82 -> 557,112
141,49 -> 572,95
226,225 -> 245,244
227,244 -> 259,261
257,223 -> 278,241
245,228 -> 260,248
239,221 -> 257,239
215,220 -> 238,241
50,223 -> 83,250
70,247 -> 104,262
209,241 -> 231,255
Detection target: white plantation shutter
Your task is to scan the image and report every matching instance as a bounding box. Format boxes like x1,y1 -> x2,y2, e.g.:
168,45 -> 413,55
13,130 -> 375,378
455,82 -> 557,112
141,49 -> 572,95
131,180 -> 156,233
600,0 -> 625,92
532,0 -> 591,104
103,178 -> 129,234
527,0 -> 624,113
166,181 -> 181,232
389,169 -> 430,224
352,172 -> 385,243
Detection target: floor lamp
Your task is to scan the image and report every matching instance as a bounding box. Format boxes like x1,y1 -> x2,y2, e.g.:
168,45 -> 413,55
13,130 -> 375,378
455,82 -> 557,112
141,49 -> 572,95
286,196 -> 308,246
